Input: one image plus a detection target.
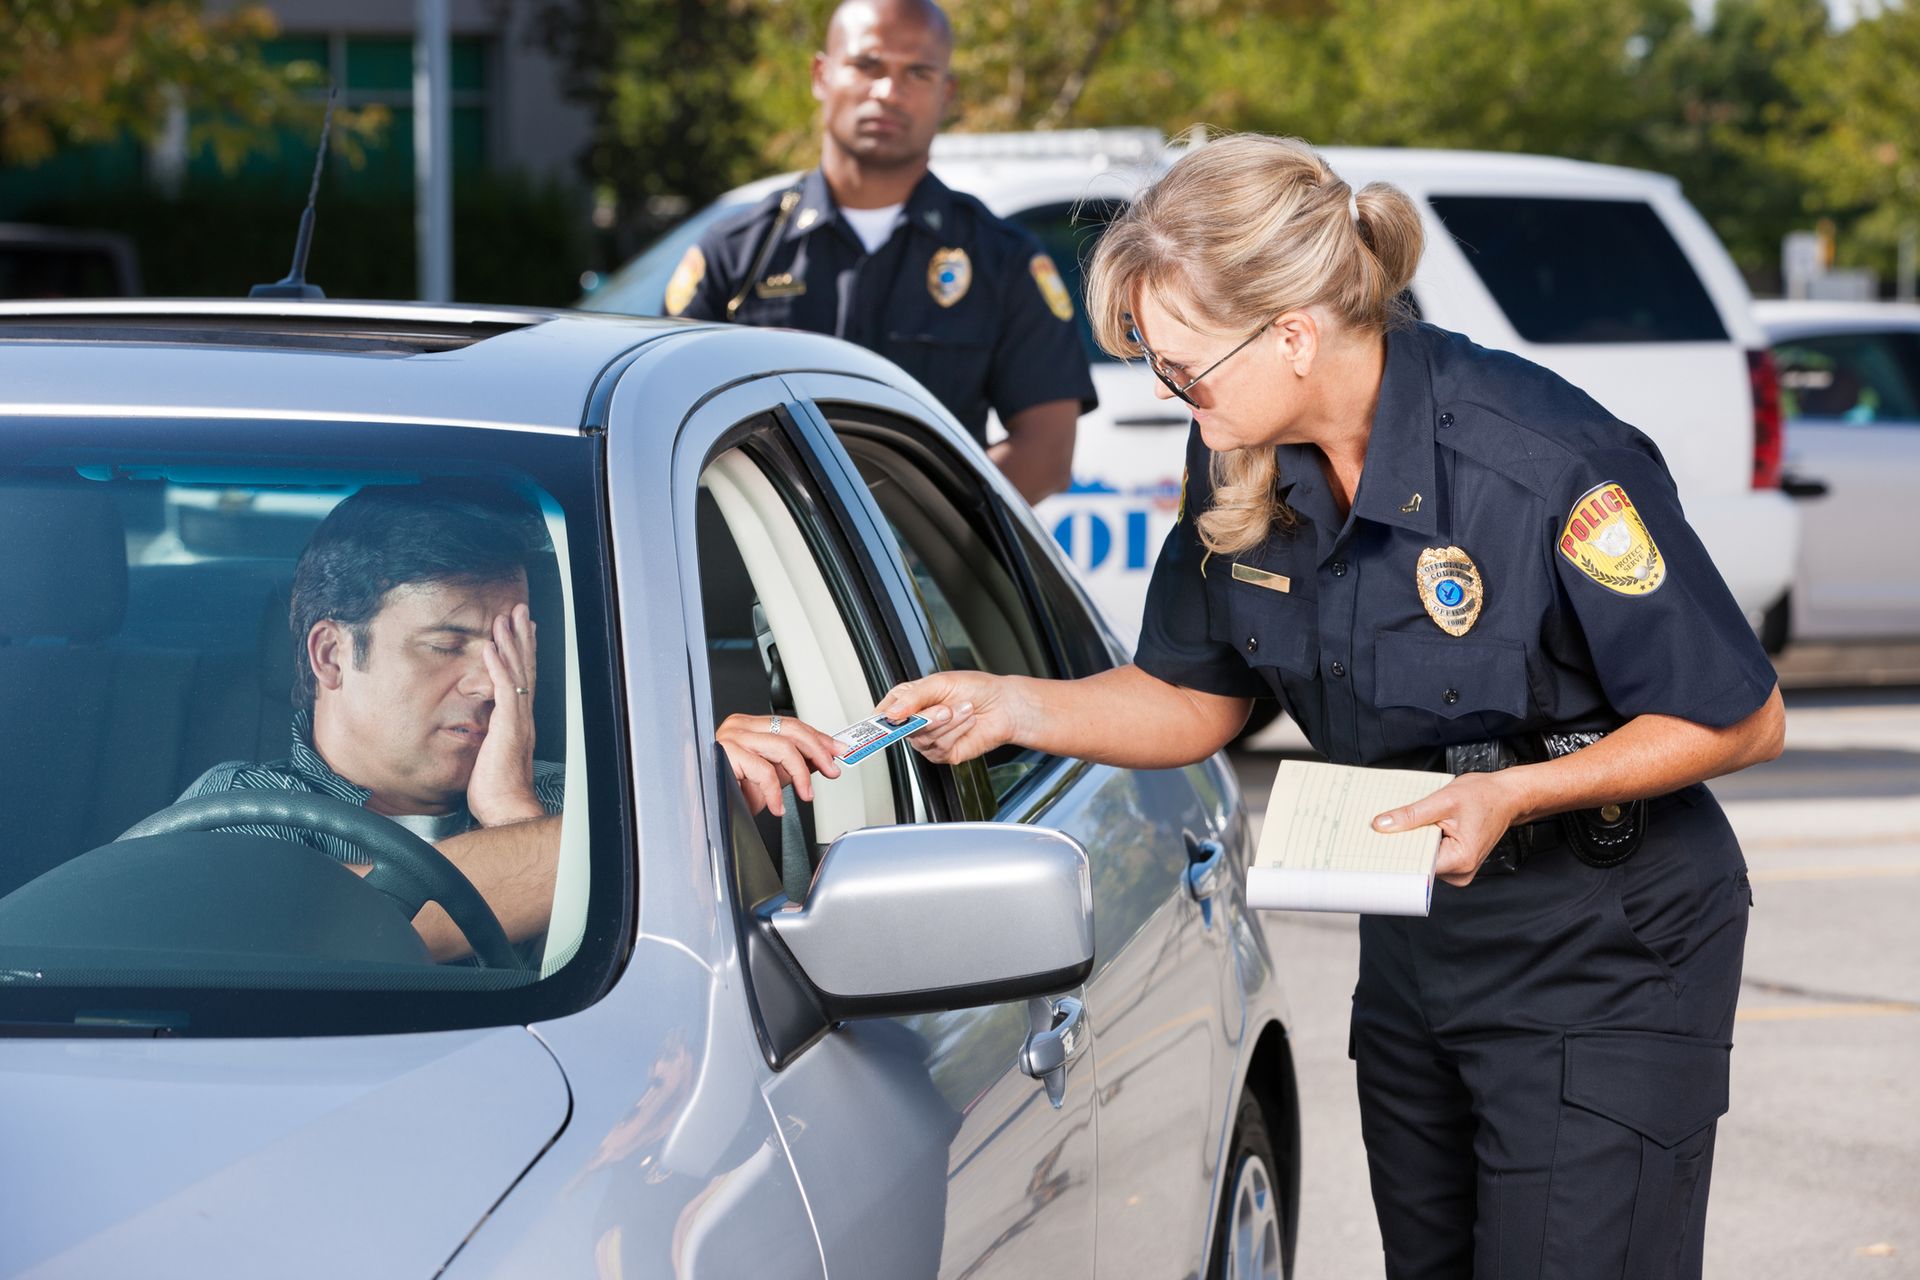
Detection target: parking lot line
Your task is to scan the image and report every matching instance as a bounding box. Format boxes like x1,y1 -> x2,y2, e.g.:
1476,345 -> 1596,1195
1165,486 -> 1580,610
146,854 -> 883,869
1736,1001 -> 1919,1022
1746,864 -> 1920,882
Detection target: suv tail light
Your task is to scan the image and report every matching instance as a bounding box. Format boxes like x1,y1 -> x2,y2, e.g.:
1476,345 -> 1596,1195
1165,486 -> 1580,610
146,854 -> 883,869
1748,349 -> 1783,489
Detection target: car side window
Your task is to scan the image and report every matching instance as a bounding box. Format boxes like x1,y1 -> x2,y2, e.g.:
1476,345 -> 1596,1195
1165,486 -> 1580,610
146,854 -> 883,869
830,411 -> 1112,808
694,424 -> 930,894
1775,332 -> 1920,423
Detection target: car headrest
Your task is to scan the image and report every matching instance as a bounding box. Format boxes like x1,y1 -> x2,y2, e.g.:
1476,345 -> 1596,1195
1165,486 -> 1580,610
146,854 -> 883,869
0,486 -> 128,640
258,582 -> 297,704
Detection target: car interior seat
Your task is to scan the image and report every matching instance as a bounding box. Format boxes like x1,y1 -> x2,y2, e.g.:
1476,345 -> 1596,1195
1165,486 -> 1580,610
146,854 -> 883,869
0,483 -> 197,896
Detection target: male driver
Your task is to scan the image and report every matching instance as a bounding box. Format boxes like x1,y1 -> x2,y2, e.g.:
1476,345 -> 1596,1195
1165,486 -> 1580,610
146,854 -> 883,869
665,0 -> 1096,503
185,482 -> 847,962
182,482 -> 564,961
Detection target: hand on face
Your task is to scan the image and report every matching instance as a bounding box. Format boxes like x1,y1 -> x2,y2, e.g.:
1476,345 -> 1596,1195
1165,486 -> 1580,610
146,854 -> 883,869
717,713 -> 847,817
1370,770 -> 1524,888
467,602 -> 544,827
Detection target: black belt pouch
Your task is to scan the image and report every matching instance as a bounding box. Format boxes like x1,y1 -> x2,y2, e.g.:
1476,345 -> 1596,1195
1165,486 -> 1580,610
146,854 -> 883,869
1446,731 -> 1647,871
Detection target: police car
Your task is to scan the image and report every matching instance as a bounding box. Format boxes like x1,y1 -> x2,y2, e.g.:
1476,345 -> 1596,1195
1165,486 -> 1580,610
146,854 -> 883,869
583,130 -> 1799,661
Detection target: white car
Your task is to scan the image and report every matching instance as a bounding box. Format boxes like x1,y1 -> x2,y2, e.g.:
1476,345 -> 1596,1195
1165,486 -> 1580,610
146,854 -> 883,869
1756,299 -> 1920,642
582,130 -> 1797,657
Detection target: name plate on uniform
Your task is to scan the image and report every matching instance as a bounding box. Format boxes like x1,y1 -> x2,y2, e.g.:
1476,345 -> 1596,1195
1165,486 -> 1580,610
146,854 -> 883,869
1231,562 -> 1292,594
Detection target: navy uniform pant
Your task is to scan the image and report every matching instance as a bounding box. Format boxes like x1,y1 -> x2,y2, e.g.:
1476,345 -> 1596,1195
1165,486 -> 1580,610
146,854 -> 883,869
1350,789 -> 1752,1279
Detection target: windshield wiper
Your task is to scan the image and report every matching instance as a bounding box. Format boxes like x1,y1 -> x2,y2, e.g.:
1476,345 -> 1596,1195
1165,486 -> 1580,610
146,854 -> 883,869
0,1013 -> 185,1038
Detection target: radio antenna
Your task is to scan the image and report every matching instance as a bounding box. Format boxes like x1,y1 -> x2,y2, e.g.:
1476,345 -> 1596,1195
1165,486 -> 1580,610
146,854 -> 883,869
250,88 -> 336,299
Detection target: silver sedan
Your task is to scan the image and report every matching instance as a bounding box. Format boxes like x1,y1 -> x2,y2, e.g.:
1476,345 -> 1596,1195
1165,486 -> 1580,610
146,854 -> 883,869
0,300 -> 1297,1280
1758,299 -> 1920,643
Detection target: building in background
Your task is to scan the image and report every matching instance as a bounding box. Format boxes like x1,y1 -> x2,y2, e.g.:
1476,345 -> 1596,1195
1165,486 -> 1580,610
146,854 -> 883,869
0,0 -> 593,304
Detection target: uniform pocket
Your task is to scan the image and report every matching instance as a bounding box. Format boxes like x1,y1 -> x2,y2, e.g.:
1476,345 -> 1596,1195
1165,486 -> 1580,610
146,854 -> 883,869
1374,629 -> 1530,745
731,297 -> 797,328
1542,1030 -> 1731,1277
1218,576 -> 1318,677
885,331 -> 992,413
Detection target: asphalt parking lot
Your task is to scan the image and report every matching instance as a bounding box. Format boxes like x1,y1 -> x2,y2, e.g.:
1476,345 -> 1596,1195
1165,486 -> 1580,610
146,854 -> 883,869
1233,675 -> 1920,1279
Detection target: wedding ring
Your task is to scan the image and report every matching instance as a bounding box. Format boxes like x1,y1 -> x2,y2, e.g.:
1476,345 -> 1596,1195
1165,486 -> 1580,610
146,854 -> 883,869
769,715 -> 783,735
514,686 -> 529,696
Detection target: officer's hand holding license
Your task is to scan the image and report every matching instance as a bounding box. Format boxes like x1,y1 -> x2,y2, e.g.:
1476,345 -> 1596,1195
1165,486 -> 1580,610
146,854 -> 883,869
880,672 -> 1026,764
1371,771 -> 1525,888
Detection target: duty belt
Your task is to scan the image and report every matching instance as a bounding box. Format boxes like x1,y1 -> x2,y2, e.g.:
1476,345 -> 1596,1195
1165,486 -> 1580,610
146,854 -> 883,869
1445,730 -> 1648,873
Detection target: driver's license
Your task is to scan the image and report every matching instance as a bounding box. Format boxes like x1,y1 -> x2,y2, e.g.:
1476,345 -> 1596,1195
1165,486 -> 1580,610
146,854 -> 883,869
833,712 -> 931,765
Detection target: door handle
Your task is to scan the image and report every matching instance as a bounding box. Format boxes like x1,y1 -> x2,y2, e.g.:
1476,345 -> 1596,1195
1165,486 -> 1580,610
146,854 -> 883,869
1780,471 -> 1829,500
1186,838 -> 1228,901
1019,995 -> 1087,1109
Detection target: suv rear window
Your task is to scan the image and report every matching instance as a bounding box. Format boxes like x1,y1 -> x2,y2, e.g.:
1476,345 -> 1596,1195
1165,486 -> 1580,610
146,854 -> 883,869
1429,196 -> 1727,345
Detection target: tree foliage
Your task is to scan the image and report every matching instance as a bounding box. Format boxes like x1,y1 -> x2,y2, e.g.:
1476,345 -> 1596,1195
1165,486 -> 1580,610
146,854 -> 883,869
0,0 -> 382,172
534,0 -> 768,237
541,0 -> 1916,285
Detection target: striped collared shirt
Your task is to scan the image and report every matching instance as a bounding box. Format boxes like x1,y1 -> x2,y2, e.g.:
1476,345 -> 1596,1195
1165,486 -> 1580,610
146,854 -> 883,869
181,711 -> 566,864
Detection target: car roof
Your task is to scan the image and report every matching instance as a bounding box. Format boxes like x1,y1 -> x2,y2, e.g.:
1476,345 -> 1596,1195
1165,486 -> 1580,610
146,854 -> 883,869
710,138 -> 1687,221
0,297 -> 954,440
1318,146 -> 1679,194
0,299 -> 690,433
1752,299 -> 1920,338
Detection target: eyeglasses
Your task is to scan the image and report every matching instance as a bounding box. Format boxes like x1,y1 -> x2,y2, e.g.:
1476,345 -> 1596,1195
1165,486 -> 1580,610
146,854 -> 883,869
1127,313 -> 1280,406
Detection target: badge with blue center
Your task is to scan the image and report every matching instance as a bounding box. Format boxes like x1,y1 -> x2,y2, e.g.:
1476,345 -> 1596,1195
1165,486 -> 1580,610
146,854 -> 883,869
1416,546 -> 1483,636
927,247 -> 972,307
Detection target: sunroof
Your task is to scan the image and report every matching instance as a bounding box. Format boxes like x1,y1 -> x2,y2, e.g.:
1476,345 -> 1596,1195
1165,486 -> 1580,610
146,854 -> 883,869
0,314 -> 529,357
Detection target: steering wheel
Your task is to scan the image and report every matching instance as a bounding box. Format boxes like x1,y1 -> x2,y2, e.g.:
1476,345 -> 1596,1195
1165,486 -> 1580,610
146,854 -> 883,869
115,791 -> 518,969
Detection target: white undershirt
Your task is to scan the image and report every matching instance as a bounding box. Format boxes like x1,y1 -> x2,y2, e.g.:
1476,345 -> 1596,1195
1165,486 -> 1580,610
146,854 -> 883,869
840,203 -> 905,255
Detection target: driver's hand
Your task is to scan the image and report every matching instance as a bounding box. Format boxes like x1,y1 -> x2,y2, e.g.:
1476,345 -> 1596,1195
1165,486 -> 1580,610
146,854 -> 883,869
469,603 -> 544,827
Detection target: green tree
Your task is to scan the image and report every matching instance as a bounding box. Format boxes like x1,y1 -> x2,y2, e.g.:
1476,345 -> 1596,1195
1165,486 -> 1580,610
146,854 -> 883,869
1073,0 -> 1690,165
0,0 -> 379,171
1787,0 -> 1920,279
1639,0 -> 1832,281
535,0 -> 767,241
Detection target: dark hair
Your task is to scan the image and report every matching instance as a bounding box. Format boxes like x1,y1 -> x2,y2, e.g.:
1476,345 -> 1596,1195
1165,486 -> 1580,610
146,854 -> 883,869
289,480 -> 550,710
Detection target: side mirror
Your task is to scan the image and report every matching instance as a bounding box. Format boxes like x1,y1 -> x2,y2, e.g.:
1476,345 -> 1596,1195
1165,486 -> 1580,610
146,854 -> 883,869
758,822 -> 1093,1025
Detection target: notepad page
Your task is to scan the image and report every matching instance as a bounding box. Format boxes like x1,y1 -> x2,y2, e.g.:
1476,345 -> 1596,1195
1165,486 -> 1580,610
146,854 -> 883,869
1256,760 -> 1451,875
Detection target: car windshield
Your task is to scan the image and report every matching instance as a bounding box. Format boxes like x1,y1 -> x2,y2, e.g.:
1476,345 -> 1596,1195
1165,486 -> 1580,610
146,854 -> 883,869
0,417 -> 627,1038
576,199 -> 749,315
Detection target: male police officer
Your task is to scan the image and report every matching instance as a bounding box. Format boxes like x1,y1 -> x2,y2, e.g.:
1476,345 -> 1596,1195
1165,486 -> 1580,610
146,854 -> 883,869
665,0 -> 1096,503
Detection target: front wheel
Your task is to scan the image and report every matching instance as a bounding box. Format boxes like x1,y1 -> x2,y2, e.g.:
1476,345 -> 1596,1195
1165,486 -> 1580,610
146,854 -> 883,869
1207,1092 -> 1289,1280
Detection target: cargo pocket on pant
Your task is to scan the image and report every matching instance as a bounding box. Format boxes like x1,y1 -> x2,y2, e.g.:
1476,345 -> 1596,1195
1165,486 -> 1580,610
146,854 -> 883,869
1546,1030 -> 1730,1278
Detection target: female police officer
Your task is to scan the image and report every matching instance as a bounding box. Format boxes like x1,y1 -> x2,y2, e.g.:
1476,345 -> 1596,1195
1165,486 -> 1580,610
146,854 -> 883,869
880,134 -> 1784,1279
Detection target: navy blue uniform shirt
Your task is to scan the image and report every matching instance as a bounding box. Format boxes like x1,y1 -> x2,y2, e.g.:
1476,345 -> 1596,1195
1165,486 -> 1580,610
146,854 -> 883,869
667,168 -> 1097,445
1135,323 -> 1777,768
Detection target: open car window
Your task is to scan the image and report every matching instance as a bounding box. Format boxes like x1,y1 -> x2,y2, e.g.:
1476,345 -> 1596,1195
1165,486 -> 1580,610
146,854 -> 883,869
0,418 -> 627,1038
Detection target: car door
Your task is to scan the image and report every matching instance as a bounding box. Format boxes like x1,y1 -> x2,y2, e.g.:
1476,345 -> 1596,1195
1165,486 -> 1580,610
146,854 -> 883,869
1774,329 -> 1920,640
681,392 -> 1099,1280
787,375 -> 1247,1277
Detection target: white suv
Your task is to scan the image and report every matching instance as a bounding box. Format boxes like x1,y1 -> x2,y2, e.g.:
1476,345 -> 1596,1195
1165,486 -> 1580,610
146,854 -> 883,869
581,130 -> 1797,652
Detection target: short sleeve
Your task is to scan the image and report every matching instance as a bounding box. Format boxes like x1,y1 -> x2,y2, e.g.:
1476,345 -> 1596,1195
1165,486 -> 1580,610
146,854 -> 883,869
1551,441 -> 1775,726
1132,426 -> 1268,699
985,237 -> 1098,420
667,225 -> 739,322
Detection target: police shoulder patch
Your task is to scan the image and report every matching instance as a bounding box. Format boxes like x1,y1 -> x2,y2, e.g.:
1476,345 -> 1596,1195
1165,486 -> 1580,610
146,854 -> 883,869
1558,481 -> 1665,595
664,245 -> 705,316
1030,253 -> 1075,322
